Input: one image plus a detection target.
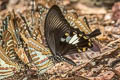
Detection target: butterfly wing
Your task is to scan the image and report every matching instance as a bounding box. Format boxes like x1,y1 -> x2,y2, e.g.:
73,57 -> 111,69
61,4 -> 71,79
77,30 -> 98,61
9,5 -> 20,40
44,5 -> 77,66
0,46 -> 19,80
82,17 -> 101,52
44,5 -> 72,55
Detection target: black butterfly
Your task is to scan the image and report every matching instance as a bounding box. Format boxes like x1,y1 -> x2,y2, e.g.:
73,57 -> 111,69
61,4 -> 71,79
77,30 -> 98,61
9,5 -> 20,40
44,5 -> 101,66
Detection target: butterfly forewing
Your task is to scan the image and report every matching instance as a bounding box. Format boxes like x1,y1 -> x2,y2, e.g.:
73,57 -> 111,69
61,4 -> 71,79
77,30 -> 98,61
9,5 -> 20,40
77,17 -> 92,34
44,5 -> 80,66
20,32 -> 54,74
45,5 -> 72,55
0,46 -> 18,66
29,47 -> 53,74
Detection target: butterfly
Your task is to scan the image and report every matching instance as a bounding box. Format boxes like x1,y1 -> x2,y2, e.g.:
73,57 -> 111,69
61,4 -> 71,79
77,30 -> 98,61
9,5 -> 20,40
0,14 -> 31,79
1,15 -> 23,63
18,10 -> 54,75
44,5 -> 101,66
0,16 -> 24,79
9,11 -> 32,65
0,46 -> 20,80
12,11 -> 54,74
0,12 -> 54,79
20,33 -> 54,74
65,12 -> 101,52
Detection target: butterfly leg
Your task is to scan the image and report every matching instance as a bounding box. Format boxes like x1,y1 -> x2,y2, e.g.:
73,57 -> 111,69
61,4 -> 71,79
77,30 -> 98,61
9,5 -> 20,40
49,54 -> 76,66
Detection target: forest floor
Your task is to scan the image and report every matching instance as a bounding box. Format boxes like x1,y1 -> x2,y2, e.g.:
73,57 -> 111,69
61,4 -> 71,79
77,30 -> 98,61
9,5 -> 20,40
0,0 -> 120,80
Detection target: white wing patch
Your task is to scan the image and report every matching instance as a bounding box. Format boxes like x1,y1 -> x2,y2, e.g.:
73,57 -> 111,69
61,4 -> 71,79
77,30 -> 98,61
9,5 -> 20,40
72,38 -> 79,44
69,34 -> 79,44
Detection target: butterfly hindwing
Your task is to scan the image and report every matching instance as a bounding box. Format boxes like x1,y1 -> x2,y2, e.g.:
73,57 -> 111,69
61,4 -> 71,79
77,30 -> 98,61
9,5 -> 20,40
83,17 -> 101,51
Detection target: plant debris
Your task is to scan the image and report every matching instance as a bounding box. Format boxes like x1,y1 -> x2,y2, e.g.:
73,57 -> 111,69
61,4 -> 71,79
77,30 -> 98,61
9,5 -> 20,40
0,0 -> 120,80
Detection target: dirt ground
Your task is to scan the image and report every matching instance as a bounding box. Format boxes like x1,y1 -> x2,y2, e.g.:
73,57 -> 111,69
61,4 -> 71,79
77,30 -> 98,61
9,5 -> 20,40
0,0 -> 120,80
